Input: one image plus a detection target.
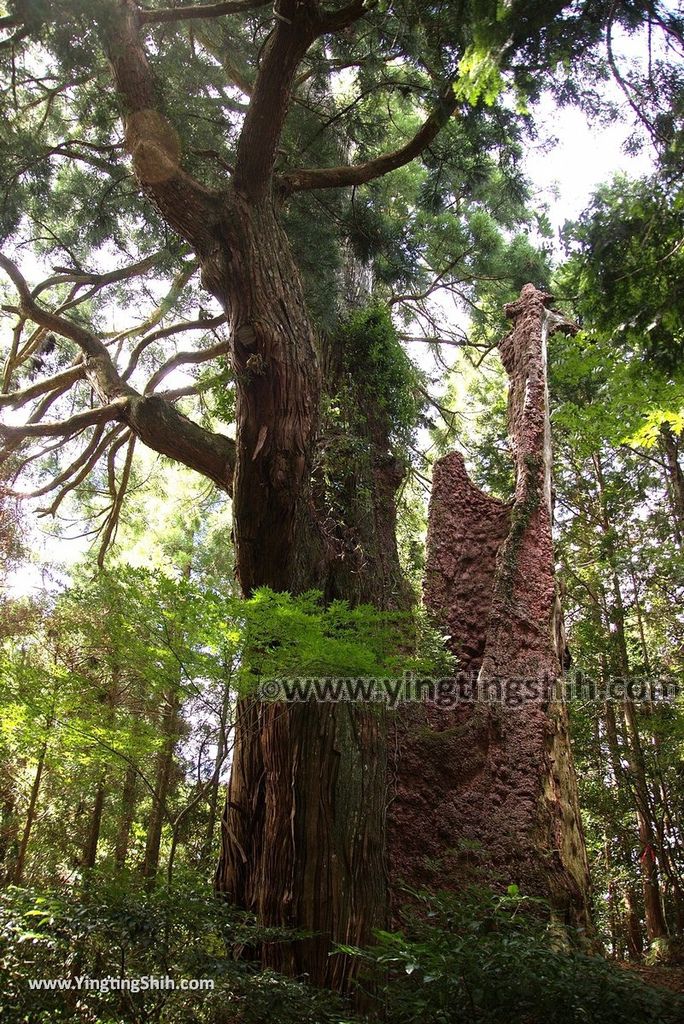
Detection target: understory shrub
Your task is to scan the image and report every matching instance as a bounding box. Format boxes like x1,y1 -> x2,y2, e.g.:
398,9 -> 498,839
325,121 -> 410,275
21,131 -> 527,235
347,888 -> 684,1023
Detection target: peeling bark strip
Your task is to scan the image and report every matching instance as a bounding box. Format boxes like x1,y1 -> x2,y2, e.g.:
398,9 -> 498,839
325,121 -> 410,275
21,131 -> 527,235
390,285 -> 592,935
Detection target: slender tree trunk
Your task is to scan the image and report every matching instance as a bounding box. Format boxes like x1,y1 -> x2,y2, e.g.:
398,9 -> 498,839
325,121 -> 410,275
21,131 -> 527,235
659,423 -> 684,546
0,787 -> 18,884
621,699 -> 669,942
14,739 -> 48,884
604,701 -> 645,958
142,692 -> 181,880
605,838 -> 638,959
202,684 -> 232,865
627,571 -> 684,939
624,888 -> 646,959
593,455 -> 669,944
82,779 -> 105,871
114,765 -> 138,869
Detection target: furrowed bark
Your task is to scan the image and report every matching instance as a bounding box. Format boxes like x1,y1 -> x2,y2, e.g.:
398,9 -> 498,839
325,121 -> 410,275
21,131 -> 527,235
201,196 -> 322,592
390,285 -> 593,937
214,214 -> 405,988
97,0 -> 459,989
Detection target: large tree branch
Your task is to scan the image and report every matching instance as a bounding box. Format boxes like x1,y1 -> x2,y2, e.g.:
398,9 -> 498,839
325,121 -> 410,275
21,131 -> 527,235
232,2 -> 321,200
138,0 -> 269,23
125,392 -> 234,491
123,313 -> 226,380
0,404 -> 126,440
280,83 -> 457,192
231,1 -> 373,200
103,0 -> 221,251
0,254 -> 235,493
0,364 -> 86,411
145,336 -> 230,392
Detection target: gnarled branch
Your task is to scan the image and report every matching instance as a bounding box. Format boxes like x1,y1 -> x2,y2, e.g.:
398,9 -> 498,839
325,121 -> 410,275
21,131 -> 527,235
104,0 -> 221,251
0,254 -> 235,494
138,0 -> 270,24
281,83 -> 457,192
0,403 -> 126,440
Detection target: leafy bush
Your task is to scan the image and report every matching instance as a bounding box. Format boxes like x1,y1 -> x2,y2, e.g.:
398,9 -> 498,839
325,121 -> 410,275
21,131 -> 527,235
4,877 -> 683,1024
348,888 -> 684,1023
0,870 -> 356,1024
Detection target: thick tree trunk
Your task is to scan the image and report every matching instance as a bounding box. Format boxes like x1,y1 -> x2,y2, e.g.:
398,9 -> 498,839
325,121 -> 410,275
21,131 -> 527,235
200,196 -> 322,595
215,205 -> 407,986
390,286 -> 592,936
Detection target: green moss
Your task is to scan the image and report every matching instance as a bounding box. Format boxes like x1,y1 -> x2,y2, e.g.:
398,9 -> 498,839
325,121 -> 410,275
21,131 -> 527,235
337,302 -> 426,455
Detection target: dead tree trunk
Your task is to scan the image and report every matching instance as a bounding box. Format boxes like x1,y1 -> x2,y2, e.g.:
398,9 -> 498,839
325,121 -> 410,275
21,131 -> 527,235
390,285 -> 592,936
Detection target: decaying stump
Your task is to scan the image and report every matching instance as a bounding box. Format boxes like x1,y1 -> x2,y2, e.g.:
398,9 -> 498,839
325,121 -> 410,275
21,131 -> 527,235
389,284 -> 592,936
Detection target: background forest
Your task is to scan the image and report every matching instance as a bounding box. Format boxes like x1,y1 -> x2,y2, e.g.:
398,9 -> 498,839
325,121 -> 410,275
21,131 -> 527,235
0,1 -> 683,1022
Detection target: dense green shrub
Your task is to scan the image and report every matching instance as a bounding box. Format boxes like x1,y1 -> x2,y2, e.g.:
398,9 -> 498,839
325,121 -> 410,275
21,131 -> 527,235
0,871 -> 355,1024
347,889 -> 684,1023
3,875 -> 682,1024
